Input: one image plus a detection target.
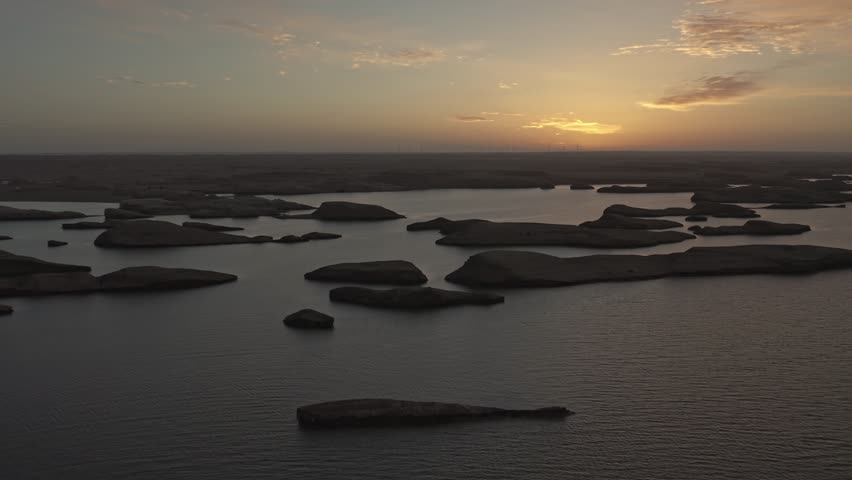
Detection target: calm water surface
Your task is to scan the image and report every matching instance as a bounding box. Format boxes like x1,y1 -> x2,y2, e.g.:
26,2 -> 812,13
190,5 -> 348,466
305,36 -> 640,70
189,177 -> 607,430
1,187 -> 851,479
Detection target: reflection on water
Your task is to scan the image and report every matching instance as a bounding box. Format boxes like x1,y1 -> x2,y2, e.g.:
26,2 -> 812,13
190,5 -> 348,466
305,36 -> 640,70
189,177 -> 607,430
1,187 -> 851,479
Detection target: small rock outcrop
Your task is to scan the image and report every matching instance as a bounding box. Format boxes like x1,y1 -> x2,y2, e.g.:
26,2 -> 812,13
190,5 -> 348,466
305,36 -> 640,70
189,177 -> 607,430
0,236 -> 11,241
297,399 -> 573,428
305,260 -> 427,285
685,215 -> 708,222
94,220 -> 273,248
329,286 -> 504,310
435,221 -> 694,248
300,232 -> 342,240
277,235 -> 309,244
570,184 -> 595,190
283,309 -> 334,329
580,214 -> 682,230
691,220 -> 811,236
445,245 -> 852,288
62,221 -> 116,230
0,304 -> 12,315
406,218 -> 486,233
0,205 -> 86,221
181,221 -> 245,232
47,240 -> 68,247
286,201 -> 404,221
104,208 -> 151,220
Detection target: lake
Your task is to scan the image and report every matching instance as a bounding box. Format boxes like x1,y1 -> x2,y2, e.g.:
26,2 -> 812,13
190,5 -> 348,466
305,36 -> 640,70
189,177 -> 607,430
1,187 -> 851,479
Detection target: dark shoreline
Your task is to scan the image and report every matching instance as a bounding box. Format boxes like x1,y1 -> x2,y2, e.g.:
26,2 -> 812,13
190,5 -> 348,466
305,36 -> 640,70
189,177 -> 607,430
1,152 -> 851,203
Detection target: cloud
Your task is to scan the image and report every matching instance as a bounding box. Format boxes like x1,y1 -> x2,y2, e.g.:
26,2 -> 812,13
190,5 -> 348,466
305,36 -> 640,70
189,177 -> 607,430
219,19 -> 294,45
455,116 -> 494,123
103,75 -> 196,88
497,82 -> 518,90
640,73 -> 762,111
522,116 -> 622,134
481,112 -> 525,117
352,47 -> 445,68
616,0 -> 852,58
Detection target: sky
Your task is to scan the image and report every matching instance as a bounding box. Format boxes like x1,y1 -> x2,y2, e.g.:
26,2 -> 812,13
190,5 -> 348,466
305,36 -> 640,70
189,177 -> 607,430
1,0 -> 851,153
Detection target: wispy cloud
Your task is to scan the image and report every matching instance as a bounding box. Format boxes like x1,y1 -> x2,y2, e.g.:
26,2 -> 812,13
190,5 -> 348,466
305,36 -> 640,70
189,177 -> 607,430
352,47 -> 446,68
102,75 -> 196,88
455,116 -> 494,123
497,82 -> 518,90
522,116 -> 622,134
218,19 -> 294,45
616,0 -> 852,58
481,112 -> 525,117
640,72 -> 762,111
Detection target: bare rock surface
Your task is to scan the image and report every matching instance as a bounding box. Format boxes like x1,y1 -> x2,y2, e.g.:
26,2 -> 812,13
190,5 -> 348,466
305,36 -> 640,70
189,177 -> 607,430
570,184 -> 595,190
47,240 -> 68,247
285,201 -> 404,221
0,250 -> 90,277
407,217 -> 487,233
692,186 -> 851,204
306,260 -> 427,285
604,202 -> 759,218
0,236 -> 11,240
445,245 -> 852,288
692,220 -> 811,236
297,399 -> 572,428
0,205 -> 86,221
300,232 -> 342,240
283,309 -> 334,329
104,208 -> 151,220
763,203 -> 845,209
94,220 -> 273,248
181,221 -> 244,232
62,221 -> 116,230
120,195 -> 314,218
580,214 -> 682,230
329,286 -> 504,309
435,221 -> 694,248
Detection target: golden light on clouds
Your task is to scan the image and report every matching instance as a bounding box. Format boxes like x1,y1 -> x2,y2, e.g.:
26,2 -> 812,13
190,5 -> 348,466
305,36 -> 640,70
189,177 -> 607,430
522,117 -> 622,135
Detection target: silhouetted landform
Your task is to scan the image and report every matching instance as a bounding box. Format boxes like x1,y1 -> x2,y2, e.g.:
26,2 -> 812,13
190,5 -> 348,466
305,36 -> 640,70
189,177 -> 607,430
0,266 -> 236,297
445,245 -> 852,288
119,195 -> 313,218
300,232 -> 342,240
306,260 -> 427,285
0,304 -> 11,315
297,399 -> 572,428
597,181 -> 723,193
94,220 -> 273,248
539,185 -> 555,190
763,203 -> 846,209
604,202 -> 759,218
0,236 -> 11,241
62,221 -> 116,230
685,215 -> 708,222
329,286 -> 504,310
181,221 -> 244,232
284,201 -> 404,221
435,221 -> 694,248
691,220 -> 811,236
407,217 -> 486,233
692,186 -> 851,204
277,235 -> 309,244
570,184 -> 595,190
104,208 -> 151,220
1,153 -> 850,202
47,240 -> 67,247
580,214 -> 682,230
0,250 -> 91,277
0,205 -> 86,221
688,225 -> 701,232
283,309 -> 334,329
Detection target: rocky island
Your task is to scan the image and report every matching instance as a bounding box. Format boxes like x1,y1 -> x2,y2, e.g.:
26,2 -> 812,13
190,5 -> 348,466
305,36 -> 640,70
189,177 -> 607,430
580,213 -> 683,230
283,201 -> 405,221
0,205 -> 86,221
283,309 -> 335,329
297,399 -> 573,428
305,260 -> 427,285
691,220 -> 811,236
445,245 -> 852,288
94,220 -> 274,248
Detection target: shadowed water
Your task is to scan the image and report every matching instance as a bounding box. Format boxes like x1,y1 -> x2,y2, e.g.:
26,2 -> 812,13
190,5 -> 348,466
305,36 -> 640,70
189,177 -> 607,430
1,187 -> 851,479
